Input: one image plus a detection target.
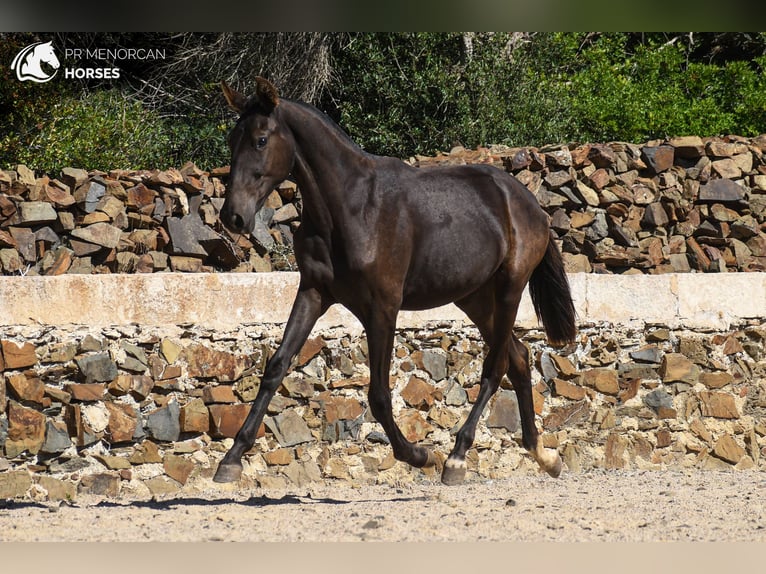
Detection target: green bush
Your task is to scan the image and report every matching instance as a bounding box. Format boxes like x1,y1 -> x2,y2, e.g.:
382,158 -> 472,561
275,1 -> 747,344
1,88 -> 229,174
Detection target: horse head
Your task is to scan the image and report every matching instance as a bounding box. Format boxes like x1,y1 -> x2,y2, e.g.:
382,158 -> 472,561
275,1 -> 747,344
36,41 -> 60,71
220,77 -> 296,234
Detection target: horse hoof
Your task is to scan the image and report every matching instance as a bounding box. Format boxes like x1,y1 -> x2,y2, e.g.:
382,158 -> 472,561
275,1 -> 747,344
545,454 -> 563,479
213,462 -> 243,483
441,458 -> 467,486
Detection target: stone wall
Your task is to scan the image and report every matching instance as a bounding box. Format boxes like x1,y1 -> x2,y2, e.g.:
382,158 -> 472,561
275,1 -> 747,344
2,133 -> 766,277
1,307 -> 764,501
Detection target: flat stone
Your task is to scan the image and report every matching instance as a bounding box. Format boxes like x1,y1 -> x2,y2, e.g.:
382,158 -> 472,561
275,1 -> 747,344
486,390 -> 520,432
401,375 -> 438,410
163,454 -> 195,485
713,434 -> 745,464
5,401 -> 46,457
73,180 -> 106,213
70,222 -> 122,249
413,349 -> 448,381
66,383 -> 106,402
145,399 -> 181,442
104,401 -> 138,443
297,336 -> 326,366
202,385 -> 238,404
659,353 -> 700,384
78,472 -> 120,497
699,391 -> 739,419
18,201 -> 57,225
398,409 -> 434,442
263,448 -> 294,466
41,419 -> 73,454
0,470 -> 33,499
180,397 -> 210,433
699,371 -> 733,389
323,395 -> 364,423
698,179 -> 745,203
208,403 -> 256,439
61,167 -> 89,189
1,340 -> 38,369
553,378 -> 586,400
580,368 -> 619,395
183,344 -> 247,382
281,459 -> 322,487
37,476 -> 77,502
265,409 -> 314,447
6,373 -> 45,404
641,145 -> 674,174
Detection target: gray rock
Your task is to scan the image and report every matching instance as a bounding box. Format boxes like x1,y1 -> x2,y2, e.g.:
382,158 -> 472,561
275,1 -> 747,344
643,389 -> 674,411
76,353 -> 118,383
265,409 -> 314,447
18,202 -> 57,226
444,381 -> 468,406
41,420 -> 73,454
145,399 -> 180,442
420,349 -> 448,381
486,390 -> 520,433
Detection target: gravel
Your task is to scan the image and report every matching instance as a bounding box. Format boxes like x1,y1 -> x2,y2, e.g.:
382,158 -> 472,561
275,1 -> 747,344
2,469 -> 764,542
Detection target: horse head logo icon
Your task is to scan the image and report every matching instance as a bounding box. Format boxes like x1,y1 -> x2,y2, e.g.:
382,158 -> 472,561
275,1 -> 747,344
11,41 -> 60,83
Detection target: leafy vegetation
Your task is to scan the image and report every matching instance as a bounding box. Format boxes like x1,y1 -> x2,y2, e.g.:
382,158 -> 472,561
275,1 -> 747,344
1,32 -> 765,174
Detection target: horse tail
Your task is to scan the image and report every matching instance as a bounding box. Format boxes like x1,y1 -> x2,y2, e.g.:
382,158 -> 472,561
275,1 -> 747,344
528,234 -> 577,346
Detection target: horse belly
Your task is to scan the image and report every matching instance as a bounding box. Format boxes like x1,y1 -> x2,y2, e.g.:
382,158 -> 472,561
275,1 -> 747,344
400,230 -> 504,310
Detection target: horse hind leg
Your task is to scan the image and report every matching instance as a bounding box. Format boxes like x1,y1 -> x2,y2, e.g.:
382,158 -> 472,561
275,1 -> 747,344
506,334 -> 562,478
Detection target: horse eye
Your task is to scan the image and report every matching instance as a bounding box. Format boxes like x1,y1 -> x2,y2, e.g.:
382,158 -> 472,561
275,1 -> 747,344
255,136 -> 268,149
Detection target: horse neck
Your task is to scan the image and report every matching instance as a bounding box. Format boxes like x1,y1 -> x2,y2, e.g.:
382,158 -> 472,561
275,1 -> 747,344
280,100 -> 370,230
24,52 -> 43,74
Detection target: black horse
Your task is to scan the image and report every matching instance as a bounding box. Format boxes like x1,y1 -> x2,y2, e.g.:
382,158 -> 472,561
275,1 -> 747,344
213,78 -> 576,486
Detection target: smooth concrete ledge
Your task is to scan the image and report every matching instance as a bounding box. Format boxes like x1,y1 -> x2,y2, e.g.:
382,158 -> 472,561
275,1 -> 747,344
0,272 -> 764,332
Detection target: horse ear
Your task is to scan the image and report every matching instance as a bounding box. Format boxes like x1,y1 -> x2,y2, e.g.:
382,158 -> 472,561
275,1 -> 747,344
221,81 -> 248,114
254,76 -> 280,110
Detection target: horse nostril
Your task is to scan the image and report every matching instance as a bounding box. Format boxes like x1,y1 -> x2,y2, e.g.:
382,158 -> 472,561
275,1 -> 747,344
230,212 -> 245,232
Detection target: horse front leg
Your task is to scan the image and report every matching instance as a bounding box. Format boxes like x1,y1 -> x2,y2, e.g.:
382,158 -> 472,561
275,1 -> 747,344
365,309 -> 436,470
213,285 -> 329,483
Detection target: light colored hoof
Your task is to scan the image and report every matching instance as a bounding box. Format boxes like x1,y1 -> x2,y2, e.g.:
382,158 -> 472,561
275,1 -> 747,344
213,462 -> 243,483
530,443 -> 563,478
441,458 -> 467,486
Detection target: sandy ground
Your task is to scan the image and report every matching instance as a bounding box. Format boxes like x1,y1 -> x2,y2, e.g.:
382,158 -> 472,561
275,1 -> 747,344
1,469 -> 765,543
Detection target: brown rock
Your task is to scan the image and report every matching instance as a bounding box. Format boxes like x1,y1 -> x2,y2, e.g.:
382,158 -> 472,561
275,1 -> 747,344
78,473 -> 121,497
398,409 -> 434,442
65,383 -> 106,402
202,384 -> 238,404
70,222 -> 123,249
183,344 -> 247,382
0,470 -> 33,499
208,403 -> 257,439
699,371 -> 733,389
104,401 -> 137,443
698,179 -> 745,203
580,368 -> 619,395
5,373 -> 45,404
401,375 -> 438,410
324,396 -> 364,423
5,401 -> 47,457
1,340 -> 37,369
659,353 -> 700,384
669,135 -> 705,158
641,145 -> 674,174
180,398 -> 210,433
605,432 -> 626,469
543,401 -> 589,430
163,454 -> 195,485
699,391 -> 739,419
263,448 -> 294,466
713,435 -> 746,464
129,440 -> 163,464
553,378 -> 586,400
297,336 -> 326,366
